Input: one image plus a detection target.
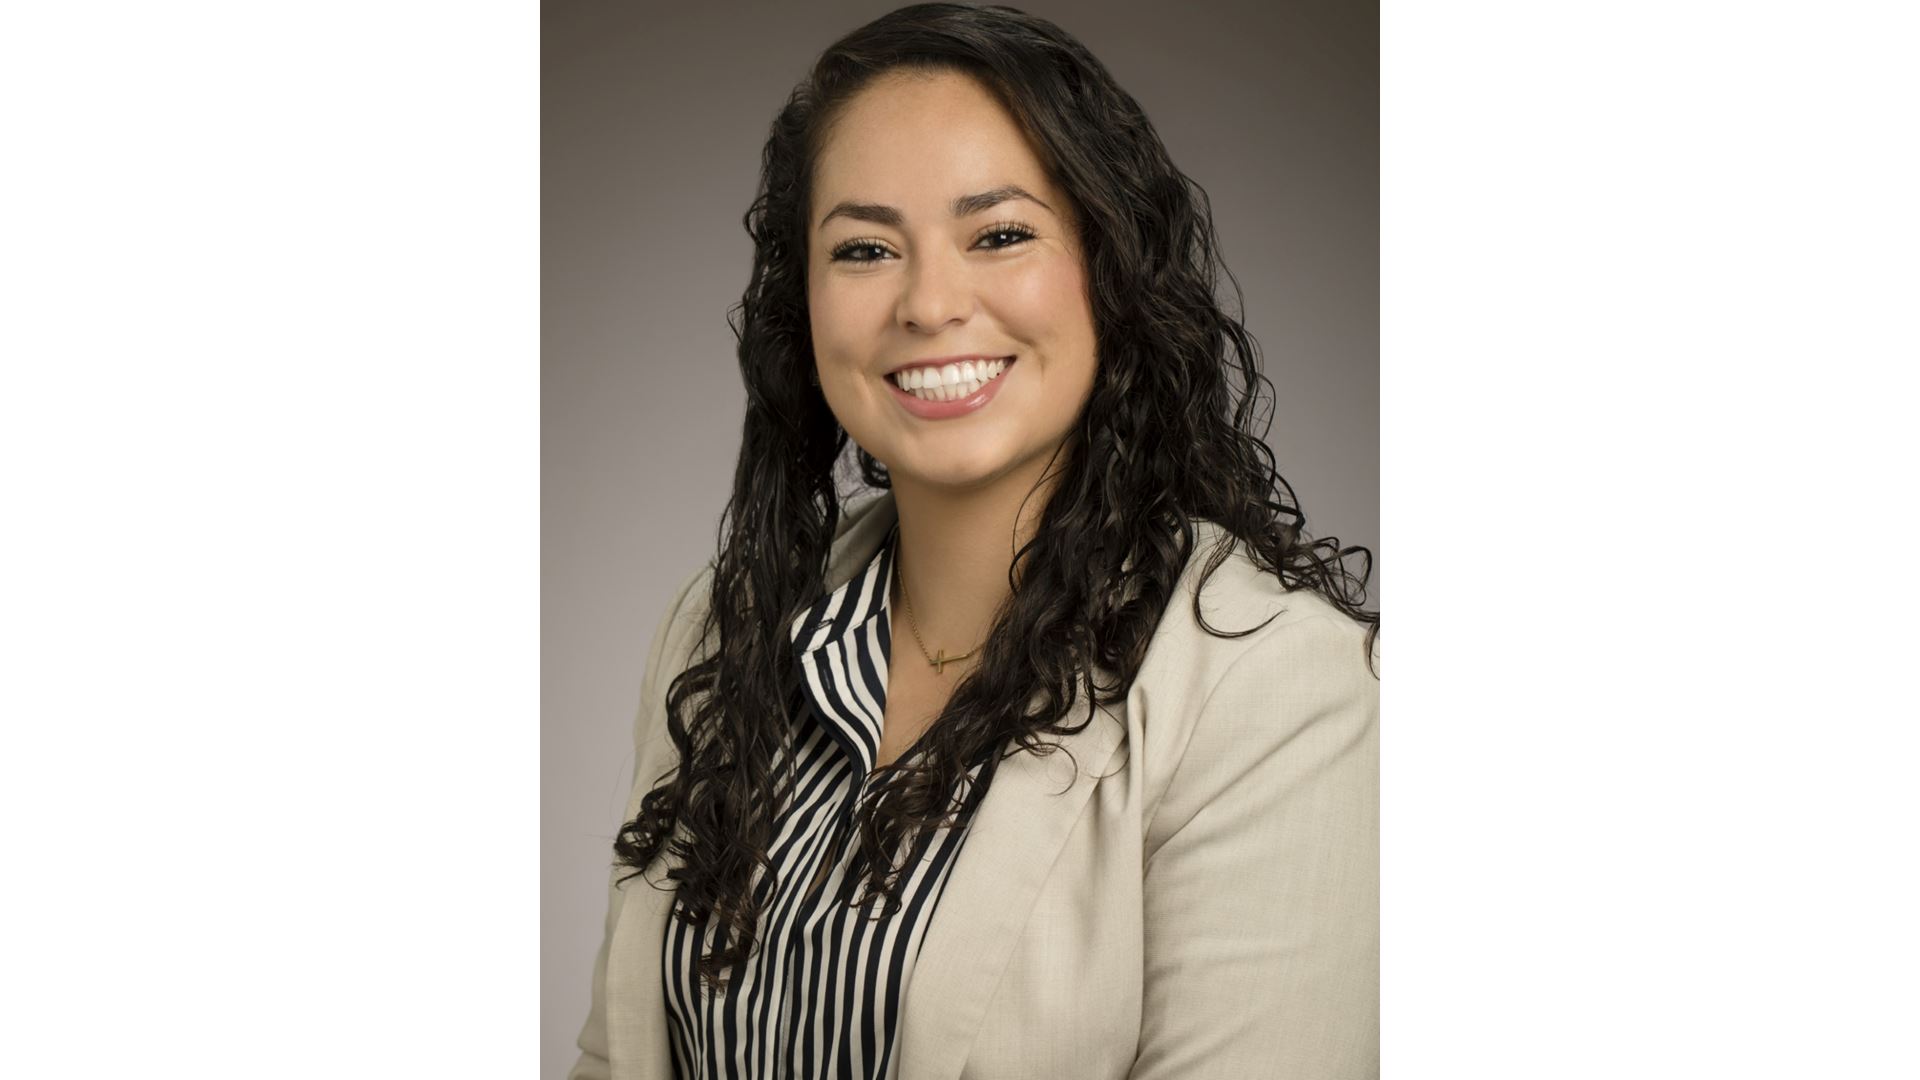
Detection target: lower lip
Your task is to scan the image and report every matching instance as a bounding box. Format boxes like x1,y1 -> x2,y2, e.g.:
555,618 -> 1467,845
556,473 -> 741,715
886,358 -> 1016,419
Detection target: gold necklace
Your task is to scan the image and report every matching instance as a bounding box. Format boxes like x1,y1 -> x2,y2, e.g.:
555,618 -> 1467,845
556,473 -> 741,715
896,549 -> 979,676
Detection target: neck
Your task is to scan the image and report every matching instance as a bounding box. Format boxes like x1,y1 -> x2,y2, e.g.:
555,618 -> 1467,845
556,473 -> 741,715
888,455 -> 1061,666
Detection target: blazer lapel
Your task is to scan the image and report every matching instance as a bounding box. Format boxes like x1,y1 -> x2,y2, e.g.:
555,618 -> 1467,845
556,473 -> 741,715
894,672 -> 1125,1079
828,496 -> 1126,1079
611,490 -> 1126,1080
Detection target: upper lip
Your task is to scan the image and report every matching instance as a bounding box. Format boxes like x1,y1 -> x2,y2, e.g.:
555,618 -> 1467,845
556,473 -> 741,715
885,354 -> 1014,377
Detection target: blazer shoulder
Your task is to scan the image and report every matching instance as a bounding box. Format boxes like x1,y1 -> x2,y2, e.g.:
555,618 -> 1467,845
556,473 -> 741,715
1136,529 -> 1378,852
1151,524 -> 1376,681
666,559 -> 717,637
633,559 -> 717,750
656,558 -> 716,659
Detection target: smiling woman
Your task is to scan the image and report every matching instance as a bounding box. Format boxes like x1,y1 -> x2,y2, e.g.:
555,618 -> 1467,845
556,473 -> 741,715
567,5 -> 1380,1079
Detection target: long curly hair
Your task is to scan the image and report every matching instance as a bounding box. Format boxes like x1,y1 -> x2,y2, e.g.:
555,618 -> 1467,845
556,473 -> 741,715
613,2 -> 1378,992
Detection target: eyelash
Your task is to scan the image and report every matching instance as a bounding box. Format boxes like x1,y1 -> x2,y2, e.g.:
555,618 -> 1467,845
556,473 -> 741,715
827,221 -> 1037,264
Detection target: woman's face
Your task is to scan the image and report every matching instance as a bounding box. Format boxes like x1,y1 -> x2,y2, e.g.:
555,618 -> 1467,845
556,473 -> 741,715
807,69 -> 1098,494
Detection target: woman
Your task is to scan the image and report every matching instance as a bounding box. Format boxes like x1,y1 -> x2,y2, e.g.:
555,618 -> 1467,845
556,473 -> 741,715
570,4 -> 1379,1078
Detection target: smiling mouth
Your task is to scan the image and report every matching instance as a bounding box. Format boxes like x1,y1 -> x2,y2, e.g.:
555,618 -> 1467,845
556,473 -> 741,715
887,357 -> 1013,401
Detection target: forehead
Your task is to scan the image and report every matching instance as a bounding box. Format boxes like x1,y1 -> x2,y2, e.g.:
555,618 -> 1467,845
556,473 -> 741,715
812,70 -> 1056,223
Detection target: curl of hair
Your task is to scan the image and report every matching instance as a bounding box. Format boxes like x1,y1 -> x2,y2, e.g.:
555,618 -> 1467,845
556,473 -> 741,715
613,2 -> 1378,994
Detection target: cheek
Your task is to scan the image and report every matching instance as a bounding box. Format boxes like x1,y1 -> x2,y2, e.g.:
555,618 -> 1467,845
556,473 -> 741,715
994,259 -> 1098,394
996,258 -> 1092,345
807,278 -> 866,356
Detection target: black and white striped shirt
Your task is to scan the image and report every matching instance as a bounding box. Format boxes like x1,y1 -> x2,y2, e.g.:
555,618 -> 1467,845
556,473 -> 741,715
662,523 -> 989,1079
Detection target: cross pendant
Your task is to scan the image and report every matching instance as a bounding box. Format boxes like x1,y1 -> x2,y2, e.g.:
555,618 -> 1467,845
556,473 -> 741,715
932,649 -> 956,675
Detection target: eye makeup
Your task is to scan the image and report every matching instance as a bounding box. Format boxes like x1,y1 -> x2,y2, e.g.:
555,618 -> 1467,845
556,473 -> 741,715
826,220 -> 1038,264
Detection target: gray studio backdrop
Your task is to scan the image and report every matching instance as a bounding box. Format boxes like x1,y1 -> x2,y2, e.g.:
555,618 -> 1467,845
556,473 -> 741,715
542,1 -> 1377,1074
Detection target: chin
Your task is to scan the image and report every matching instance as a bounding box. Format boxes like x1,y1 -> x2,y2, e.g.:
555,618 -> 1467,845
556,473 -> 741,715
886,447 -> 1017,491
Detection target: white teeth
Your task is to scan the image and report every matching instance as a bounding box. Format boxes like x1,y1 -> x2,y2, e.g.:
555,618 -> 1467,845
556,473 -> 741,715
892,358 -> 1009,402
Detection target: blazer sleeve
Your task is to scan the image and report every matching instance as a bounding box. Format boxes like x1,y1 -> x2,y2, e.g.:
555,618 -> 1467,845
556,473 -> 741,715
568,564 -> 711,1080
1129,614 -> 1380,1080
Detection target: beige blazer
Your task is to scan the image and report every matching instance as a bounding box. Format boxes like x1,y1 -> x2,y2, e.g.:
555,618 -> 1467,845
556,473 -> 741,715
570,490 -> 1379,1079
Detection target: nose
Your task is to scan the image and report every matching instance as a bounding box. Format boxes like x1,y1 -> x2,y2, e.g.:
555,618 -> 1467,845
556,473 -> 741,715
895,246 -> 973,333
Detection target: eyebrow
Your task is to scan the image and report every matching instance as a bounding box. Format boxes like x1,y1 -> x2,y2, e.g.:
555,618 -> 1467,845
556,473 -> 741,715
817,184 -> 1053,230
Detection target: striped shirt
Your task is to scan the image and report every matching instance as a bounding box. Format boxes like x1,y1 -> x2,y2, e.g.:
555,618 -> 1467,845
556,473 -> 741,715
662,522 -> 990,1079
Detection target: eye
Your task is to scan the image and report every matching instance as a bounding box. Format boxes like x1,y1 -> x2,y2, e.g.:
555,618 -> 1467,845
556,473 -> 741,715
825,222 -> 1038,265
975,221 -> 1037,250
828,238 -> 894,264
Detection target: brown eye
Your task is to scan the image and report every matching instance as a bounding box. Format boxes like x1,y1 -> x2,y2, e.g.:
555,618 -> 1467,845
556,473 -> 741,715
976,224 -> 1036,249
829,240 -> 892,263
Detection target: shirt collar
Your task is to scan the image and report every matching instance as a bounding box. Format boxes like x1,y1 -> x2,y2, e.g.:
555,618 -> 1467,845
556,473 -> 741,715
789,520 -> 898,652
788,522 -> 899,773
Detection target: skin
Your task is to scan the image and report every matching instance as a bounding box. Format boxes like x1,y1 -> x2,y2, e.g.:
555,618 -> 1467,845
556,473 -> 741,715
807,69 -> 1099,766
